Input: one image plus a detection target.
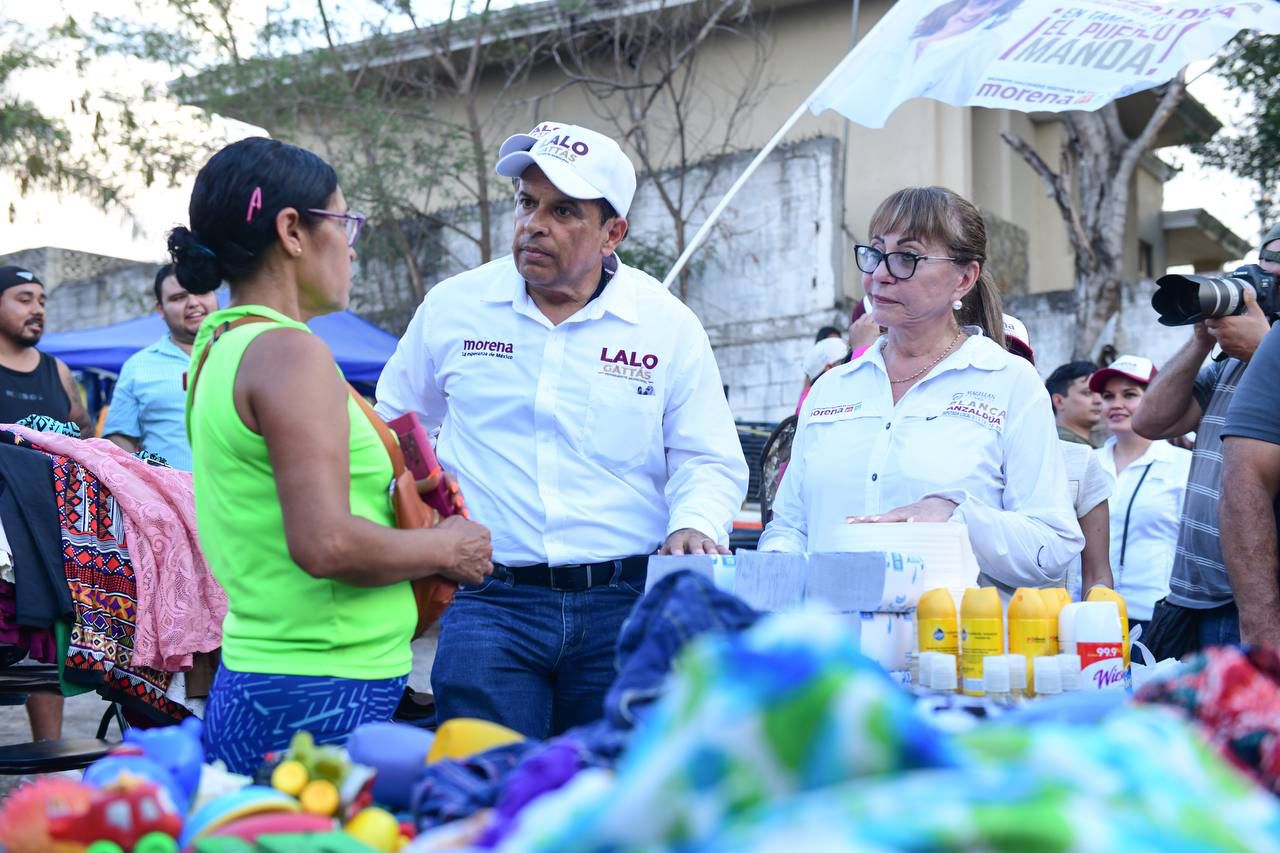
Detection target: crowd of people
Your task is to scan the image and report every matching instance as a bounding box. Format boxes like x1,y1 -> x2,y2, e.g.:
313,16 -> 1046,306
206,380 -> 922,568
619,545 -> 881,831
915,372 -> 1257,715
0,119 -> 1276,773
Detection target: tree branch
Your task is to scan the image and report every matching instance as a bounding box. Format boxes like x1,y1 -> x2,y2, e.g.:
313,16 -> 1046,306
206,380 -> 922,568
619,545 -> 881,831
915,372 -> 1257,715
1000,130 -> 1095,265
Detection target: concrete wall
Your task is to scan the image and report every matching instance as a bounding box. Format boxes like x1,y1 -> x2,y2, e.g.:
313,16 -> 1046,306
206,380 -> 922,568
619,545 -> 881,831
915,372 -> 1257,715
0,248 -> 158,333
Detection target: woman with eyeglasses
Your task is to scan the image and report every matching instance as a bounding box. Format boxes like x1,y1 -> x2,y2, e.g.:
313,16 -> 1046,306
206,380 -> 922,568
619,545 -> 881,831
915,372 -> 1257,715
169,137 -> 492,772
759,186 -> 1082,596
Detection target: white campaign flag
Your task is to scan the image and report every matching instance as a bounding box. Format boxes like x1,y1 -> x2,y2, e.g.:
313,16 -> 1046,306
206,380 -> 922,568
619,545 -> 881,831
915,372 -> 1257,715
808,0 -> 1280,128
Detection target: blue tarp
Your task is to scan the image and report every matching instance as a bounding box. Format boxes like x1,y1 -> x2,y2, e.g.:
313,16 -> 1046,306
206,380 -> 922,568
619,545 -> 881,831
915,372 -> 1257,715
41,309 -> 398,384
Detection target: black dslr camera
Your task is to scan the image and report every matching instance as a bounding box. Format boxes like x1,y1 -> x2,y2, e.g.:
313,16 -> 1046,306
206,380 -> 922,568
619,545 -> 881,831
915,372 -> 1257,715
1152,264 -> 1279,326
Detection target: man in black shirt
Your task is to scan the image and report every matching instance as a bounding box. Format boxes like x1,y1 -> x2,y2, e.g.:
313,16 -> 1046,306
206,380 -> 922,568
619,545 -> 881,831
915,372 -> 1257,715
0,266 -> 91,433
0,264 -> 91,741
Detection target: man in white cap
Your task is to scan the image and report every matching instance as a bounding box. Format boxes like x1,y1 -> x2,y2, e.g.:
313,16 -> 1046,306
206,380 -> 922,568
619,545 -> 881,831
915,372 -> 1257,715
376,123 -> 748,738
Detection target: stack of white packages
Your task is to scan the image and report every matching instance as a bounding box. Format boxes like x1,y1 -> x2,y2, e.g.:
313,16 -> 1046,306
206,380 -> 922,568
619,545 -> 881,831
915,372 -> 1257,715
646,523 -> 982,680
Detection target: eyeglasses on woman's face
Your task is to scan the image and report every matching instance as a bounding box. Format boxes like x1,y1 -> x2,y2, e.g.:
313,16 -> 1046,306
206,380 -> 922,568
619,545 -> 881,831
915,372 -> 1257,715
854,244 -> 960,280
307,209 -> 366,247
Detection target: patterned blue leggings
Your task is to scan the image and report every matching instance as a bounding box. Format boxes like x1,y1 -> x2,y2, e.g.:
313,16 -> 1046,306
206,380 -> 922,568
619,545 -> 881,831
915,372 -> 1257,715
202,665 -> 408,774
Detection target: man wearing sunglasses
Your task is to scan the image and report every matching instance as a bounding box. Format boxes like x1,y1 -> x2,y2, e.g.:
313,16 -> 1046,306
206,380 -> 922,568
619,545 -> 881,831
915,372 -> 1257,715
376,122 -> 748,739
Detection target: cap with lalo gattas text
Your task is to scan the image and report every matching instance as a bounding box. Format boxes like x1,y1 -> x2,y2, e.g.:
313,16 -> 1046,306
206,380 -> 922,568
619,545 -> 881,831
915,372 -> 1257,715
496,123 -> 637,219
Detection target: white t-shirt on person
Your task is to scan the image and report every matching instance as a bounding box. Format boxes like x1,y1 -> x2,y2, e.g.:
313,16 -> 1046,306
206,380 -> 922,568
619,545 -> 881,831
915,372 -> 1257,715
1060,440 -> 1114,601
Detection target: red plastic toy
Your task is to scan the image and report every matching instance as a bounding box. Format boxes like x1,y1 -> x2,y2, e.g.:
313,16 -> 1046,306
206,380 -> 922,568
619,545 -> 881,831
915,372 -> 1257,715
49,783 -> 183,848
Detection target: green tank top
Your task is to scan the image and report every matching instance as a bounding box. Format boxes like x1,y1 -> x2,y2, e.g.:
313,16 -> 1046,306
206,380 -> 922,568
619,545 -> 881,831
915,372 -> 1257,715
186,305 -> 414,679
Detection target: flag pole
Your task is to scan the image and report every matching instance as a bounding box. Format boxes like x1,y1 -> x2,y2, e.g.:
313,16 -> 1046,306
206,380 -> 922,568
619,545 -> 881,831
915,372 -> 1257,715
661,3 -> 864,290
660,99 -> 811,289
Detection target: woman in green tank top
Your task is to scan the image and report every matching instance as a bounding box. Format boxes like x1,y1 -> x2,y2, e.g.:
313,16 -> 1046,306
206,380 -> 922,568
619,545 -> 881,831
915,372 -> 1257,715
169,138 -> 493,773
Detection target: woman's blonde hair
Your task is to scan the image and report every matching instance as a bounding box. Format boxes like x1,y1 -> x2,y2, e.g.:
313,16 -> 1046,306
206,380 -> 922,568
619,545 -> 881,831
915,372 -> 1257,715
867,185 -> 1005,348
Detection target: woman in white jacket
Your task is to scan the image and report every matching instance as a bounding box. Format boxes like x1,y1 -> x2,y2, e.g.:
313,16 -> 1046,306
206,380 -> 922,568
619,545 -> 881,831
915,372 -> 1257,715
759,186 -> 1083,596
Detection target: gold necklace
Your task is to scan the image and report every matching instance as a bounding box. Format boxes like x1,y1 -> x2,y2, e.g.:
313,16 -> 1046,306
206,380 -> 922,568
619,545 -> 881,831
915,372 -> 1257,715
884,330 -> 964,385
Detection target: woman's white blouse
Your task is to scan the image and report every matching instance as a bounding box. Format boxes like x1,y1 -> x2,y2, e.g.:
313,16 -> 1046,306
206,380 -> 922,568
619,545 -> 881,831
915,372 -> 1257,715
1096,438 -> 1192,621
759,333 -> 1084,592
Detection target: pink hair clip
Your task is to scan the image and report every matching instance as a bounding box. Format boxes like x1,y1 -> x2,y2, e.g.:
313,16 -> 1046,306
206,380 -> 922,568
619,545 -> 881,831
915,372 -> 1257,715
246,186 -> 263,223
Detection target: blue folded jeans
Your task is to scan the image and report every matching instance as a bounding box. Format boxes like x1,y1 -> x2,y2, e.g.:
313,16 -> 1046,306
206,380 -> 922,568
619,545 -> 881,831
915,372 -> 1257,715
431,568 -> 644,739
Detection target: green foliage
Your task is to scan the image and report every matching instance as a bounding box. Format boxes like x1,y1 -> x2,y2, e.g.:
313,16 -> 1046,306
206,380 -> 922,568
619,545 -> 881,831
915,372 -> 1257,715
1194,32 -> 1280,232
0,12 -> 210,222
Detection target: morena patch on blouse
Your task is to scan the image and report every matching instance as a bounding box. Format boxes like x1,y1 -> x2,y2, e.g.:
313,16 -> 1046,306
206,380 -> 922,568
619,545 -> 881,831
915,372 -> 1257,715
807,402 -> 865,421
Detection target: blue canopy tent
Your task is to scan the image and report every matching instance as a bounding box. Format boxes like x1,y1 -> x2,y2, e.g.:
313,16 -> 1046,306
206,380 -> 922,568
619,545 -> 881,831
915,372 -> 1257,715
41,310 -> 399,415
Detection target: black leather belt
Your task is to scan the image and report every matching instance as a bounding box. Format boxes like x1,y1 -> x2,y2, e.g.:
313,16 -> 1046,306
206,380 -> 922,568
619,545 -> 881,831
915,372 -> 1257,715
499,555 -> 649,592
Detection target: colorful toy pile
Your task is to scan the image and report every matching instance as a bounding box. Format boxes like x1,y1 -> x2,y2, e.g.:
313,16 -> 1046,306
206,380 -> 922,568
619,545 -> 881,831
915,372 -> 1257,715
0,715 -> 526,852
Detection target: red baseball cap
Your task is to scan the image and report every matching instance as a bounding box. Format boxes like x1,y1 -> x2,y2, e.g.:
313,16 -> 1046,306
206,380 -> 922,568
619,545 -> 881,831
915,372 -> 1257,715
1089,355 -> 1157,392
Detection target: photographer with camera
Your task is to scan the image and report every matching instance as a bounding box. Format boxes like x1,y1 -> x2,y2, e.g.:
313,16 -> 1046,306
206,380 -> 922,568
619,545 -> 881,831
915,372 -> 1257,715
1219,227 -> 1280,650
1135,224 -> 1280,656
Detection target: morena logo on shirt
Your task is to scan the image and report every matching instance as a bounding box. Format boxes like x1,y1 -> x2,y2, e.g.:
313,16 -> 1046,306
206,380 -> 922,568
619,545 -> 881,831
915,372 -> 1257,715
462,338 -> 515,360
809,403 -> 863,419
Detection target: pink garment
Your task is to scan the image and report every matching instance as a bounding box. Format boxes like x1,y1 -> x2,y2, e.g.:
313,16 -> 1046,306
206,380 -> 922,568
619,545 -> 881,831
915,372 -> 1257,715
5,426 -> 225,671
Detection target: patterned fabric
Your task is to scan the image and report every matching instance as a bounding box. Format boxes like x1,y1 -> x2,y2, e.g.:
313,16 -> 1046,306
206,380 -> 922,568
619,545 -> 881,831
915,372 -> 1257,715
15,414 -> 80,437
1137,644 -> 1280,795
496,611 -> 1280,852
133,449 -> 172,468
6,425 -> 224,671
53,453 -> 187,723
202,665 -> 408,775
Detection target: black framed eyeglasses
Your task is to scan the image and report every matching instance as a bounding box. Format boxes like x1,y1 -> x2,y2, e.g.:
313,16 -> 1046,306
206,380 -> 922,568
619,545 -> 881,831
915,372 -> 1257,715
854,244 -> 960,280
307,209 -> 366,247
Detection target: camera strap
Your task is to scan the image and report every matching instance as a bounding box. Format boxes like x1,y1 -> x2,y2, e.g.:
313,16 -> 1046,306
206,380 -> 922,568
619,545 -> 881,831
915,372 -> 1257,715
1118,461 -> 1154,582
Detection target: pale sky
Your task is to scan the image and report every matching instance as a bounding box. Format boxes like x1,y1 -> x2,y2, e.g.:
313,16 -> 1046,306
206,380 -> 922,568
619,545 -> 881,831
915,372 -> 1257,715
0,4 -> 1262,263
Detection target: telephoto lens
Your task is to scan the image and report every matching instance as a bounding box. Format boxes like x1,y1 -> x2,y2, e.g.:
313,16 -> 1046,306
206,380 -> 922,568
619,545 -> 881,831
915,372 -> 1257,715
1152,272 -> 1249,326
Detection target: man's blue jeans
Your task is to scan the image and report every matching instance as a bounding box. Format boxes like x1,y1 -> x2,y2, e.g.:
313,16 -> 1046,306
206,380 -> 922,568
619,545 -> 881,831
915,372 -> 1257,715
1196,601 -> 1240,650
431,568 -> 644,739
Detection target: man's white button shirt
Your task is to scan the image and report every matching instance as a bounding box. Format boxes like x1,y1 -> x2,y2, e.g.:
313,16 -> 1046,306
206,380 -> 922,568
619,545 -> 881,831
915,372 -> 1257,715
376,255 -> 748,567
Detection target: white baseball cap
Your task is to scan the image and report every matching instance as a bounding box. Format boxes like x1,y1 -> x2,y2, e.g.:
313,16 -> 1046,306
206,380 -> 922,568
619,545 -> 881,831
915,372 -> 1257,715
497,120 -> 567,159
803,337 -> 850,380
496,123 -> 637,218
1002,313 -> 1034,363
1089,354 -> 1157,392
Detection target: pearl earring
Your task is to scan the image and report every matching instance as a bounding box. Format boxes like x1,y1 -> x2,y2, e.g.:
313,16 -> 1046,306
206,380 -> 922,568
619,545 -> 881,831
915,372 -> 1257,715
952,300 -> 963,310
